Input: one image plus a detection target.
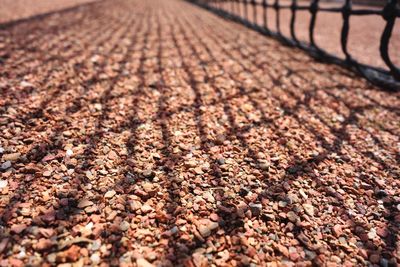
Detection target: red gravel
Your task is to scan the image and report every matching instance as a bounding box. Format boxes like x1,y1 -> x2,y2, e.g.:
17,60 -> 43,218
0,0 -> 400,266
0,0 -> 98,24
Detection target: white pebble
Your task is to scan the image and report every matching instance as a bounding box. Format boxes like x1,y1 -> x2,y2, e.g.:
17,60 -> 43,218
66,149 -> 73,157
0,180 -> 8,189
90,253 -> 101,264
20,81 -> 34,88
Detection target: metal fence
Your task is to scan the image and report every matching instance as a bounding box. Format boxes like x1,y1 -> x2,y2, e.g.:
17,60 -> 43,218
188,0 -> 400,91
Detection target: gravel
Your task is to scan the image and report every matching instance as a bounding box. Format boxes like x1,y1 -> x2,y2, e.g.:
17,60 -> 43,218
0,0 -> 98,24
0,0 -> 399,266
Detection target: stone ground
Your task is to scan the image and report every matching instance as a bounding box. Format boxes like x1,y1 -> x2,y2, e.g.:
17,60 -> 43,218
0,0 -> 399,266
0,0 -> 98,24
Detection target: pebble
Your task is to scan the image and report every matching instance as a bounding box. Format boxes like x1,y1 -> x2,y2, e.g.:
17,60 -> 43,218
78,199 -> 94,208
287,211 -> 298,222
374,188 -> 388,198
249,203 -> 262,216
36,238 -> 53,251
47,253 -> 57,264
258,162 -> 270,171
39,228 -> 55,238
1,161 -> 11,170
107,211 -> 118,221
142,169 -> 155,179
91,54 -> 100,63
63,131 -> 72,137
20,81 -> 34,88
185,160 -> 197,168
85,206 -> 98,214
86,171 -> 95,180
192,252 -> 208,267
214,134 -> 226,145
90,253 -> 101,264
108,150 -> 118,160
299,189 -> 308,199
137,258 -> 155,267
338,237 -> 347,245
120,221 -> 130,231
2,152 -> 20,161
332,225 -> 343,237
302,203 -> 314,216
8,259 -> 23,266
236,201 -> 248,217
358,248 -> 368,259
276,244 -> 289,257
41,211 -> 55,223
297,233 -> 312,247
170,226 -> 179,234
278,201 -> 288,208
141,204 -> 153,214
262,213 -> 275,221
11,224 -> 27,234
142,182 -> 154,192
380,258 -> 389,267
217,158 -> 225,165
43,171 -> 52,177
56,245 -> 80,262
104,190 -> 116,198
203,191 -> 215,203
198,221 -> 219,237
210,213 -> 219,221
304,249 -> 316,260
369,254 -> 380,264
239,187 -> 250,197
0,180 -> 8,189
94,103 -> 102,111
376,227 -> 388,238
129,200 -> 142,211
367,228 -> 377,239
91,240 -> 101,251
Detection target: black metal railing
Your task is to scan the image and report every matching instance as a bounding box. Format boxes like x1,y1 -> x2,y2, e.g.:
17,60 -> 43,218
188,0 -> 400,91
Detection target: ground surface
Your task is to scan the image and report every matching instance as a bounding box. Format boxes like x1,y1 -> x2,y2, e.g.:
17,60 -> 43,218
0,0 -> 98,24
0,0 -> 400,266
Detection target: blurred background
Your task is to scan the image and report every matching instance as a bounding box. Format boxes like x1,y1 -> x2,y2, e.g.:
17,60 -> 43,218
0,0 -> 97,24
0,0 -> 398,71
220,0 -> 400,70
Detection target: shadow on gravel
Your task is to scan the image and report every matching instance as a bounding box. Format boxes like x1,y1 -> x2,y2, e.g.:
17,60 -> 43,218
0,0 -> 399,265
151,5 -> 400,265
0,6 -> 140,257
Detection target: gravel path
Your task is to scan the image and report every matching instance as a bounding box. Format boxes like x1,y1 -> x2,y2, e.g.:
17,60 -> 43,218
0,0 -> 98,24
0,0 -> 399,266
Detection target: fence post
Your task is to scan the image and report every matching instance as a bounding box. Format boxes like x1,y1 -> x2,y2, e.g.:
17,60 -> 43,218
252,0 -> 257,25
340,0 -> 353,62
262,0 -> 268,30
309,0 -> 320,52
274,0 -> 281,35
290,0 -> 299,44
380,0 -> 400,80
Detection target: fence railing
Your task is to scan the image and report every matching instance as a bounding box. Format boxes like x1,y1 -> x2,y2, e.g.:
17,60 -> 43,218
188,0 -> 400,91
